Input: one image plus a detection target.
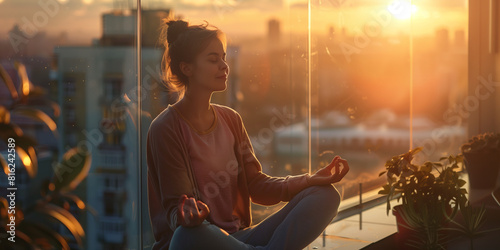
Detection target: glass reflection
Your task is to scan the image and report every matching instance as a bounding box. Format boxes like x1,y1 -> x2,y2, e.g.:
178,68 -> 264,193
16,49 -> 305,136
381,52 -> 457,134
0,0 -> 469,249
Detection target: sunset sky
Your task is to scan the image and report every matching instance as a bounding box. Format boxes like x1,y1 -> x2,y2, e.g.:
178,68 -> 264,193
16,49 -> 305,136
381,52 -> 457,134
0,0 -> 468,45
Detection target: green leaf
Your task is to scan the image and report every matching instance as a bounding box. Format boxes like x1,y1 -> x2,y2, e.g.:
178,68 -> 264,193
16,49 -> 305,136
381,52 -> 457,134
34,99 -> 60,117
457,179 -> 466,187
15,142 -> 38,178
386,199 -> 391,216
52,147 -> 92,192
0,64 -> 19,100
14,62 -> 33,99
13,107 -> 58,135
1,134 -> 40,179
0,153 -> 8,178
0,123 -> 39,179
0,106 -> 10,124
18,221 -> 71,250
379,184 -> 391,195
420,162 -> 433,173
0,196 -> 9,222
26,85 -> 47,98
60,193 -> 86,210
30,203 -> 85,246
411,147 -> 423,154
378,190 -> 387,195
0,123 -> 23,140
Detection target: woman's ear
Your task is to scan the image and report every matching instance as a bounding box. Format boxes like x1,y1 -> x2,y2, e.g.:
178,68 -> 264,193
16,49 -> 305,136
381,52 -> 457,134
179,62 -> 193,77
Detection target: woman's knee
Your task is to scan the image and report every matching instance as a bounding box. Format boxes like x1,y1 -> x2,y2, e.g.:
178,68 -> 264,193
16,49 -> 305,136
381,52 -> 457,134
170,221 -> 252,250
170,225 -> 198,249
170,222 -> 219,249
308,185 -> 341,213
170,221 -> 235,250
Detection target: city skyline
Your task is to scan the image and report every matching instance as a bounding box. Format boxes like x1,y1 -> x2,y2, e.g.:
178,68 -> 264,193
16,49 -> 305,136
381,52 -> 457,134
0,1 -> 477,249
0,0 -> 468,47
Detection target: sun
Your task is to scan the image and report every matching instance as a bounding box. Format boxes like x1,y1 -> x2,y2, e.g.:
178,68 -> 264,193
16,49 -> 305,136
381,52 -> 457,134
388,0 -> 418,20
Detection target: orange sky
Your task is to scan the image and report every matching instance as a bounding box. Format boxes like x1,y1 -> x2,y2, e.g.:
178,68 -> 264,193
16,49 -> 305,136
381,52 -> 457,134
0,0 -> 468,44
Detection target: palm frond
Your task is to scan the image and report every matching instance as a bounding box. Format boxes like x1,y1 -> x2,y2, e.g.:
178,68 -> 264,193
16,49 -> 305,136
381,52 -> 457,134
0,64 -> 18,100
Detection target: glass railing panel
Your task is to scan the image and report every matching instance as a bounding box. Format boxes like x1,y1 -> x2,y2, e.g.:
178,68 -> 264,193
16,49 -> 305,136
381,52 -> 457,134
310,0 -> 412,200
0,0 -> 141,249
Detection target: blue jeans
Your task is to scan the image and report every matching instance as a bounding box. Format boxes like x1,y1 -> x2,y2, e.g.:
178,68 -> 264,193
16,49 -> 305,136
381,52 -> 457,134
170,185 -> 341,250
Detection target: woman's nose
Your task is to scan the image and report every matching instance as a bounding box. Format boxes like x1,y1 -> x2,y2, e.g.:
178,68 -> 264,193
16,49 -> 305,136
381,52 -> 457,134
221,60 -> 229,72
221,60 -> 228,69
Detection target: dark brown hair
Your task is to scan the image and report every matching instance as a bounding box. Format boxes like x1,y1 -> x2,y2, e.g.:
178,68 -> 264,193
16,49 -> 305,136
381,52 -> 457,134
159,19 -> 226,99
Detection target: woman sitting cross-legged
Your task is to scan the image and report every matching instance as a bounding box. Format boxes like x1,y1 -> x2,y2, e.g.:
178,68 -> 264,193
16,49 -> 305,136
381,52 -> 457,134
146,19 -> 350,250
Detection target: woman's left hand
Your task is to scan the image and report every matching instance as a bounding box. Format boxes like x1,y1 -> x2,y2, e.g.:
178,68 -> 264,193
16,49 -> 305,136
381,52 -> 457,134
309,156 -> 350,186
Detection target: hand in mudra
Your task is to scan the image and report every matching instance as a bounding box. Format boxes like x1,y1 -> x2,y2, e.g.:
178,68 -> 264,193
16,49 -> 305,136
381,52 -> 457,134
309,156 -> 350,186
177,195 -> 210,227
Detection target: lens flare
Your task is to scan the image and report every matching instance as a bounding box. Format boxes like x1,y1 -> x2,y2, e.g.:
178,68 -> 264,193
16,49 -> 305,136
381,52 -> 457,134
388,0 -> 417,20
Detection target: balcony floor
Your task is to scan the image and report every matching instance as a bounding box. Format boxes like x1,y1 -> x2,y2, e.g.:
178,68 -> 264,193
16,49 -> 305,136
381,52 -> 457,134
308,198 -> 398,249
307,177 -> 500,250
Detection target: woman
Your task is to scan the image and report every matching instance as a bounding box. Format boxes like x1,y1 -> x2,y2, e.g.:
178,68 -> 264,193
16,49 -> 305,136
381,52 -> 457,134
147,19 -> 350,250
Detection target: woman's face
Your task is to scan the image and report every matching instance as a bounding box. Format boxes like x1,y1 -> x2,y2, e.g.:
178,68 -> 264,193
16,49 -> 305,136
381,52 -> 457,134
188,38 -> 229,93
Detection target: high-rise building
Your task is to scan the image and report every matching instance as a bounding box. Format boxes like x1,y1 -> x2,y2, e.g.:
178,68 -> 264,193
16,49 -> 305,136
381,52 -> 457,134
54,7 -> 240,249
454,29 -> 466,48
435,28 -> 450,52
54,8 -> 170,249
268,18 -> 281,44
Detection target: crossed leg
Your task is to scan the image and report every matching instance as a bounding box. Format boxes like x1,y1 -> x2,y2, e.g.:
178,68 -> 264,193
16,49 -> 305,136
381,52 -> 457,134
170,185 -> 341,250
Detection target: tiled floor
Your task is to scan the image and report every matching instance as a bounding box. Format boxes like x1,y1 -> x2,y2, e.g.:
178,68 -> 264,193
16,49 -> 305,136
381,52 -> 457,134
307,196 -> 400,249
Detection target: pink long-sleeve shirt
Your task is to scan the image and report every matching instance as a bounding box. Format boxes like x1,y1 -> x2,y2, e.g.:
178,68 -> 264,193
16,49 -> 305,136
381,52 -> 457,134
173,104 -> 241,233
146,104 -> 311,250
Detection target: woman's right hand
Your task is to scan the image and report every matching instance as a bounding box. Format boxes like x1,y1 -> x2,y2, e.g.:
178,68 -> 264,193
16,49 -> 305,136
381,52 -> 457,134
177,195 -> 210,227
309,155 -> 350,186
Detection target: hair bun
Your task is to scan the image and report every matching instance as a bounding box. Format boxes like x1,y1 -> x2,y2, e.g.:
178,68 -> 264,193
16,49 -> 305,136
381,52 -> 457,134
166,20 -> 189,45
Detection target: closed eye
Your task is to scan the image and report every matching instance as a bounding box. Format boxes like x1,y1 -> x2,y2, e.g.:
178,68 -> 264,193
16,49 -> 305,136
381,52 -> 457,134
207,52 -> 227,62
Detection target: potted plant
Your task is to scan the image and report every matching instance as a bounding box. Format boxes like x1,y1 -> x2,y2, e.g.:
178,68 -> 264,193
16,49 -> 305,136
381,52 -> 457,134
460,133 -> 500,189
379,147 -> 468,249
0,62 -> 91,249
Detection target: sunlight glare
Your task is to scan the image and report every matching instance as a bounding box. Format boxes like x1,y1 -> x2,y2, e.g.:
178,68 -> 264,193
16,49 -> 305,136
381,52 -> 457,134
16,147 -> 37,178
82,0 -> 93,5
22,79 -> 30,96
388,0 -> 417,20
21,155 -> 31,167
77,200 -> 86,209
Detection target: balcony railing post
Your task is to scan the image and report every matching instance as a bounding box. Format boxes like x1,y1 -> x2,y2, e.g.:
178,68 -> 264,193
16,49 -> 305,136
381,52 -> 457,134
359,183 -> 362,230
322,230 -> 326,247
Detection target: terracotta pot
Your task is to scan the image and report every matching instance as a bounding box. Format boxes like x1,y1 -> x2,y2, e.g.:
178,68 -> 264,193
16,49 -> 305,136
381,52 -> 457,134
463,150 -> 500,189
